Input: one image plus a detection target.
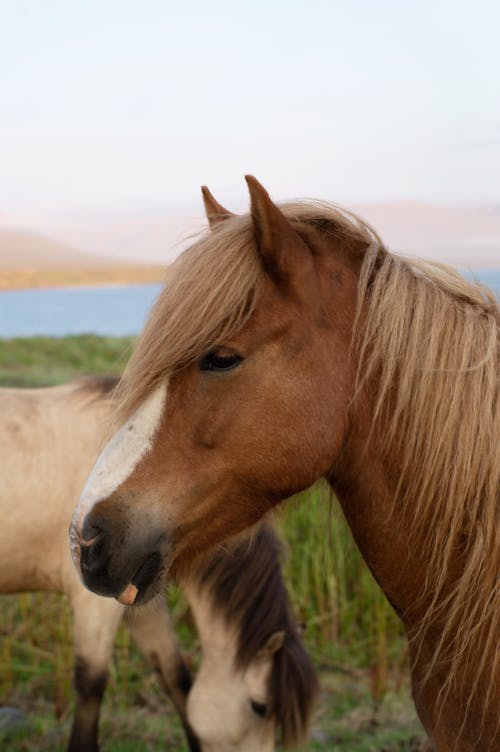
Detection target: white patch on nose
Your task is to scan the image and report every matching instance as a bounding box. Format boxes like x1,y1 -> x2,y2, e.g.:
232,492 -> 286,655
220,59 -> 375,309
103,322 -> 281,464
69,382 -> 167,569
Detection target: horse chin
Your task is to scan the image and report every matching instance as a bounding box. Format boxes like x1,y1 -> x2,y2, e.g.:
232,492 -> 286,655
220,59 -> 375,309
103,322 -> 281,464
115,549 -> 171,606
121,577 -> 163,607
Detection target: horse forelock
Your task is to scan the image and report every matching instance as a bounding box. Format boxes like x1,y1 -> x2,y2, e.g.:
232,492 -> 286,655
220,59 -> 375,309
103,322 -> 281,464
193,523 -> 318,748
114,215 -> 263,423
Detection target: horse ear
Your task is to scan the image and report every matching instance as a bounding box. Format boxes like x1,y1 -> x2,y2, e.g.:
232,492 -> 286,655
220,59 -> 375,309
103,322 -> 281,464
201,185 -> 235,228
256,630 -> 286,663
245,175 -> 313,293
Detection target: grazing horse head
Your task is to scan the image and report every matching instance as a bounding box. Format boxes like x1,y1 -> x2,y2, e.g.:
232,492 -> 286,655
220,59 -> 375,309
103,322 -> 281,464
186,524 -> 318,751
70,175 -> 365,601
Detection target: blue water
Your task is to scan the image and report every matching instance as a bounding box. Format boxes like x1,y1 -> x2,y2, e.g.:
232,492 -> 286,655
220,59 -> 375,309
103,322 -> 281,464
0,284 -> 162,338
0,271 -> 498,339
467,268 -> 500,297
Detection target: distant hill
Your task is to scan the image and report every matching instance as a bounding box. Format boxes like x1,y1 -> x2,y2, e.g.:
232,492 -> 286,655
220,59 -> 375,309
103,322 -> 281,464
0,228 -> 122,269
15,201 -> 500,269
2,201 -> 499,276
351,202 -> 500,267
4,211 -> 204,266
0,227 -> 165,290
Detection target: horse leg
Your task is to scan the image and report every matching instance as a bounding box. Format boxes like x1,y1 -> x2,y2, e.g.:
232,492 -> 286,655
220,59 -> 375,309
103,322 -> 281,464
68,590 -> 124,752
125,600 -> 201,752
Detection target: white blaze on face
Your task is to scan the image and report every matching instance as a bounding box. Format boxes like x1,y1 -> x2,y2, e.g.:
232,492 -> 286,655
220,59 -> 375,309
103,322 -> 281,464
69,382 -> 167,570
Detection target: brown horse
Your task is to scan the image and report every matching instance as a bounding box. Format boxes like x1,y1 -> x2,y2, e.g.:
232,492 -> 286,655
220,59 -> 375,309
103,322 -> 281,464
70,177 -> 499,751
1,378 -> 316,751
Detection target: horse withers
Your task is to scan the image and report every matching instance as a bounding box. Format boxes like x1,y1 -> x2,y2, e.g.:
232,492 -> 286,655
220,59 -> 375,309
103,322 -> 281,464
71,177 -> 499,751
1,378 -> 317,751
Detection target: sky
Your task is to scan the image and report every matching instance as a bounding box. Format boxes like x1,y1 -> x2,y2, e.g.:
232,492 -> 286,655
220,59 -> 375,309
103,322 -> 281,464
1,0 -> 499,216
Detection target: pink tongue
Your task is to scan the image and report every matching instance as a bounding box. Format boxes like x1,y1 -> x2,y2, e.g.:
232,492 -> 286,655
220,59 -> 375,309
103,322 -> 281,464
117,583 -> 138,606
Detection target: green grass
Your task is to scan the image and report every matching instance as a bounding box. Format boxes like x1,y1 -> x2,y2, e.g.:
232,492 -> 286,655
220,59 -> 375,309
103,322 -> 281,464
0,335 -> 427,750
0,335 -> 134,387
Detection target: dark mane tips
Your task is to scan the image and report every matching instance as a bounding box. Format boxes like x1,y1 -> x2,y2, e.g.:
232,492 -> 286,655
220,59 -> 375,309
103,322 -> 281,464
273,626 -> 319,748
195,524 -> 318,748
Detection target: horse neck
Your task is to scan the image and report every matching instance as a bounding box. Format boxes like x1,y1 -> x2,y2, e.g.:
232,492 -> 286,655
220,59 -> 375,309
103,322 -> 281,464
331,318 -> 475,614
330,429 -> 426,624
329,402 -> 498,747
330,426 -> 436,738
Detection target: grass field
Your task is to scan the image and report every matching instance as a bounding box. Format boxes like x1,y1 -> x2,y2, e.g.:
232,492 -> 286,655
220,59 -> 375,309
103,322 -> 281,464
0,336 -> 427,751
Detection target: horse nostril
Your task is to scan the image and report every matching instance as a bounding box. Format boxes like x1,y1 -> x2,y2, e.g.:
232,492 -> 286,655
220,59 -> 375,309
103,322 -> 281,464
80,521 -> 108,575
82,518 -> 103,544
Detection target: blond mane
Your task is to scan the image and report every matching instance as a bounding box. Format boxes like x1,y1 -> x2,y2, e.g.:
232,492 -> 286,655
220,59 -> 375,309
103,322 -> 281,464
117,201 -> 499,728
356,243 -> 499,727
116,215 -> 263,420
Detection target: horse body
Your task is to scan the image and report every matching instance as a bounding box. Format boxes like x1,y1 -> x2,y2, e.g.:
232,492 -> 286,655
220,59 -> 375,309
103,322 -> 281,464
70,178 -> 499,750
0,383 -> 102,594
2,379 -> 316,750
0,380 -> 198,751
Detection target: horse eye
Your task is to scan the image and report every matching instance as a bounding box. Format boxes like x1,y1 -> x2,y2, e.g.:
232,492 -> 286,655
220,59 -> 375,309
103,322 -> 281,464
199,350 -> 243,373
250,700 -> 267,718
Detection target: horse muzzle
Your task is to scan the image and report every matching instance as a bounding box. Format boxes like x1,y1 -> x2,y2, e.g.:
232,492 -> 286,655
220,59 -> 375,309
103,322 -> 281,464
69,495 -> 170,605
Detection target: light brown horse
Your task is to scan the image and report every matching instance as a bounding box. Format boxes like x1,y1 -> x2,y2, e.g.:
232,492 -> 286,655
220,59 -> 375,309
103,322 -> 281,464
70,177 -> 499,751
1,378 -> 316,751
